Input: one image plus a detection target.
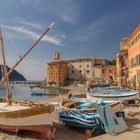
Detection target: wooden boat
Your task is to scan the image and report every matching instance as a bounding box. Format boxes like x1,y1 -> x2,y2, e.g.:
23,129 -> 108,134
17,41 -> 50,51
87,91 -> 139,101
59,98 -> 123,113
59,98 -> 125,138
0,23 -> 55,139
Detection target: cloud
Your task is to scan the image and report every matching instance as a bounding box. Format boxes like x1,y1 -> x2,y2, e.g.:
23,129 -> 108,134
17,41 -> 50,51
3,25 -> 63,46
32,0 -> 80,24
12,18 -> 42,30
75,17 -> 108,42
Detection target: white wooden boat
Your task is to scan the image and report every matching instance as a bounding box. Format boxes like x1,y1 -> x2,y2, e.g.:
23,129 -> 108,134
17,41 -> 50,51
59,98 -> 124,137
87,91 -> 139,101
60,98 -> 123,113
0,23 -> 55,139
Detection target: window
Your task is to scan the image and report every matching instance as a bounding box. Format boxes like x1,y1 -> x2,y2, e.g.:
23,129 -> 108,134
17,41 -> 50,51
87,65 -> 89,68
79,70 -> 82,74
72,65 -> 74,68
87,70 -> 89,74
79,65 -> 81,68
72,70 -> 74,74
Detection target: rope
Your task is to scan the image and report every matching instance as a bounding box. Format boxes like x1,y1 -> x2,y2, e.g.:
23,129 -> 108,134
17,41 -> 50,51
3,28 -> 27,79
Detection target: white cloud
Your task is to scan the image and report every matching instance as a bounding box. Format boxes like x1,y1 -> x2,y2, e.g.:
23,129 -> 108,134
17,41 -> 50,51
3,25 -> 62,46
13,18 -> 42,30
75,18 -> 107,42
37,0 -> 79,24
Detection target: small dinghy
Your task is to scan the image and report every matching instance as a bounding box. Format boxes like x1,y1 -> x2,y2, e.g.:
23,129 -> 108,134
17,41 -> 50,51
59,98 -> 125,137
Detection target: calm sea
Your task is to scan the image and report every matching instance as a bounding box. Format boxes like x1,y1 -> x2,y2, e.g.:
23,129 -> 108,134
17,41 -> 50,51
0,85 -> 58,101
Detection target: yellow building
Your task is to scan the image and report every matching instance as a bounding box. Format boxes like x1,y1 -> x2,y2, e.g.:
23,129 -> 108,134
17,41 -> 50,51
128,23 -> 140,89
117,23 -> 140,89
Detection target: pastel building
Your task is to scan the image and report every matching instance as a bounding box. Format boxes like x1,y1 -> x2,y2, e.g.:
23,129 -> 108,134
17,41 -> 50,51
68,57 -> 108,81
116,23 -> 140,89
128,23 -> 140,89
116,38 -> 128,87
47,52 -> 116,85
101,65 -> 117,83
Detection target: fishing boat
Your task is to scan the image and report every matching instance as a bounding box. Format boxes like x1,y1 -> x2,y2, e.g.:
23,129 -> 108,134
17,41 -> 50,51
87,92 -> 139,100
0,23 -> 55,139
59,98 -> 124,137
87,86 -> 139,101
59,98 -> 123,113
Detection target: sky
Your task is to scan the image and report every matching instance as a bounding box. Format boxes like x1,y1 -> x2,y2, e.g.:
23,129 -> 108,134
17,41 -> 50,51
0,0 -> 140,80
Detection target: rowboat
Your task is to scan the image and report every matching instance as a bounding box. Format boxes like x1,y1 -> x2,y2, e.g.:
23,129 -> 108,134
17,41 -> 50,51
59,98 -> 124,133
0,23 -> 55,139
87,92 -> 139,100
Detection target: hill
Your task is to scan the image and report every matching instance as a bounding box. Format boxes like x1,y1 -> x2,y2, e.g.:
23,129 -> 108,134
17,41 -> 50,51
0,65 -> 26,81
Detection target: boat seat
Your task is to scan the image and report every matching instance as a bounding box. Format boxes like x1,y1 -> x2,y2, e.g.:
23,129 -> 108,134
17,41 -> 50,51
63,101 -> 78,108
79,102 -> 94,109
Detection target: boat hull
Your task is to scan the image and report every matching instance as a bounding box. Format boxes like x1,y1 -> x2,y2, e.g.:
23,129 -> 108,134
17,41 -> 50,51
88,92 -> 139,100
0,101 -> 55,139
0,124 -> 53,138
59,99 -> 124,129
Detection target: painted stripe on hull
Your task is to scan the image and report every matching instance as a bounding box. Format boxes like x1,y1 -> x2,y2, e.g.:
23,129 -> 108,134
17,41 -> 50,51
0,113 -> 53,126
93,93 -> 137,99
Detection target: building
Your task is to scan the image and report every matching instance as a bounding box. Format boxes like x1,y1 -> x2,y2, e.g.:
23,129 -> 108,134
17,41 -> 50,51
47,52 -> 68,86
67,57 -> 108,81
128,23 -> 140,89
116,38 -> 128,87
47,52 -> 116,85
116,23 -> 140,89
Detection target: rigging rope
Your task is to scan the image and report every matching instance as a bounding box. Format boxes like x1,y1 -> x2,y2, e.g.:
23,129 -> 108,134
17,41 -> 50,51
3,28 -> 27,79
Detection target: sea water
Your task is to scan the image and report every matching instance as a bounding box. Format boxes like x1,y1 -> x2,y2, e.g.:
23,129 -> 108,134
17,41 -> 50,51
0,85 -> 58,101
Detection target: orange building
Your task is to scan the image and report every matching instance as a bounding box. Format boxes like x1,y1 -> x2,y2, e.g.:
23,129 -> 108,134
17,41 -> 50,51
127,23 -> 140,89
47,60 -> 68,86
116,23 -> 140,89
47,52 -> 68,86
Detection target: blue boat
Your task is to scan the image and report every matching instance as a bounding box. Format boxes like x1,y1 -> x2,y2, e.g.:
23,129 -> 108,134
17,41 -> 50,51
59,110 -> 103,129
59,98 -> 124,135
88,86 -> 139,100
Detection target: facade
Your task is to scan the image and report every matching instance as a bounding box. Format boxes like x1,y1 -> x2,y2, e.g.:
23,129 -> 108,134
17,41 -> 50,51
68,57 -> 108,81
101,65 -> 117,84
47,52 -> 116,85
47,52 -> 68,86
128,23 -> 140,89
116,39 -> 128,87
47,60 -> 68,86
116,23 -> 140,89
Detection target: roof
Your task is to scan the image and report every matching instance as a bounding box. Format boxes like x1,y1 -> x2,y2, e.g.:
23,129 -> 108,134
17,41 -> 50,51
126,22 -> 140,42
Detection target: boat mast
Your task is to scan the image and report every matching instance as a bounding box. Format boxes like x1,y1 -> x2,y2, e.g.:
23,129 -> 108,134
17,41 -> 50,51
0,29 -> 11,104
0,22 -> 54,84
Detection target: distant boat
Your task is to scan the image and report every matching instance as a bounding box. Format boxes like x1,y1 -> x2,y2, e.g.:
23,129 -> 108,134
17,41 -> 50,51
87,92 -> 139,100
87,86 -> 139,101
31,87 -> 58,96
0,23 -> 55,139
